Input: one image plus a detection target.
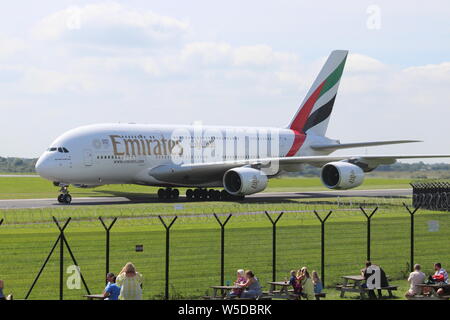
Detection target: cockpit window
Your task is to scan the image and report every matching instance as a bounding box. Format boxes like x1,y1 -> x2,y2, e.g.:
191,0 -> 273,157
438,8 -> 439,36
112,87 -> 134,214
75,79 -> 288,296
47,147 -> 69,153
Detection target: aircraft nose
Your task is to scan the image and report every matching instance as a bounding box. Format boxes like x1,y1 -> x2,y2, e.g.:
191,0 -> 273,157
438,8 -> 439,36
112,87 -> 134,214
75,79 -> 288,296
35,154 -> 53,179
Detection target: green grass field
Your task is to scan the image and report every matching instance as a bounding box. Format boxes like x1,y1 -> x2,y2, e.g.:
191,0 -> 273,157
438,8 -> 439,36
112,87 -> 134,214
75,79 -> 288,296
0,176 -> 410,200
1,204 -> 449,300
0,176 -> 441,301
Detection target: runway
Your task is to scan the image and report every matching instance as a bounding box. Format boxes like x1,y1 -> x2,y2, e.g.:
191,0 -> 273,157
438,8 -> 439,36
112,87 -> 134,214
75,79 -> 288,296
0,188 -> 411,209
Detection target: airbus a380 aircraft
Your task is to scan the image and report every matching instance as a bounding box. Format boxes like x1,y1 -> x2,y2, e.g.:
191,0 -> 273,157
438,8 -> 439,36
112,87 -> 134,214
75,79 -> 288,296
36,50 -> 450,204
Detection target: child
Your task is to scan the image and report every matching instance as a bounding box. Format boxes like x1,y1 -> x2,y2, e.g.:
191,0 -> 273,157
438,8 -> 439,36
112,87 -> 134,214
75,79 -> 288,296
230,269 -> 246,297
312,271 -> 323,294
289,270 -> 302,294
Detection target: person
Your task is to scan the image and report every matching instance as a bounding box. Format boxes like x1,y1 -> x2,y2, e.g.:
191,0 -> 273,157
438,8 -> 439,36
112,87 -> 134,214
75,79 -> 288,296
103,273 -> 121,300
405,264 -> 426,298
289,270 -> 301,294
361,261 -> 389,299
312,271 -> 323,294
229,269 -> 246,297
434,263 -> 450,296
299,267 -> 315,300
0,280 -> 5,300
238,270 -> 262,299
116,262 -> 143,300
433,263 -> 448,283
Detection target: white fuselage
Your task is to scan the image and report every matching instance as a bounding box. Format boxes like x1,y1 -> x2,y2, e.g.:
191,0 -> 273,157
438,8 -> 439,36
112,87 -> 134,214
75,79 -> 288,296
35,123 -> 333,188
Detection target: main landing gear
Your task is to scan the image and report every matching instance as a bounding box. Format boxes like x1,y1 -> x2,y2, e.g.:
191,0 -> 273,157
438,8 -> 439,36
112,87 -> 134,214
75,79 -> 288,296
57,185 -> 72,204
157,188 -> 180,200
157,188 -> 244,201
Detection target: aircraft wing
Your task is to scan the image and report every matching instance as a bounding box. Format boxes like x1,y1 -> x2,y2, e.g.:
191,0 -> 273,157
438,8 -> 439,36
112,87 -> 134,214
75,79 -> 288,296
310,140 -> 422,151
148,154 -> 450,184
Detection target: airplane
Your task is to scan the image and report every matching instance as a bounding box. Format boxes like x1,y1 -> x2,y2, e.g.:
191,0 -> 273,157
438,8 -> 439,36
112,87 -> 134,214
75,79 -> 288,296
35,50 -> 450,204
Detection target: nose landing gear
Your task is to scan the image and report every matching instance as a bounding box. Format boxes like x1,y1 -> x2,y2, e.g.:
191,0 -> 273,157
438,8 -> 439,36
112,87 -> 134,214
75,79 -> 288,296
57,186 -> 72,204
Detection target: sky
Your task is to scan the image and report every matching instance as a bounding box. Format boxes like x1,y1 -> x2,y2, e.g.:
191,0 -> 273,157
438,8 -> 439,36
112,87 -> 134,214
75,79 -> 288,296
0,0 -> 449,162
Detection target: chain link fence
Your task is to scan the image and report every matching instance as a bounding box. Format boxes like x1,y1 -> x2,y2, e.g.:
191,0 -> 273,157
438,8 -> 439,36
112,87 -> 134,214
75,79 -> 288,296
1,200 -> 450,299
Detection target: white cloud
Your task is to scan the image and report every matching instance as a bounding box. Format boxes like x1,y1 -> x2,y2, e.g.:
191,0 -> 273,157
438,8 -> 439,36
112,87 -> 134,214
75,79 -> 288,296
21,67 -> 97,94
32,2 -> 189,46
0,2 -> 449,160
346,53 -> 387,73
0,34 -> 25,60
180,42 -> 298,69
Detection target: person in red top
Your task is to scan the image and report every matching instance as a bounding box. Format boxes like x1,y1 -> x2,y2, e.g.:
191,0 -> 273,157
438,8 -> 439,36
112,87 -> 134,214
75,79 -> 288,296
434,263 -> 450,296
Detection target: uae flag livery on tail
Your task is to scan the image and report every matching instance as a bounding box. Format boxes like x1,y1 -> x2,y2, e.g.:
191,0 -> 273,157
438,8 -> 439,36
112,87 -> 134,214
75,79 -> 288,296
286,50 -> 348,157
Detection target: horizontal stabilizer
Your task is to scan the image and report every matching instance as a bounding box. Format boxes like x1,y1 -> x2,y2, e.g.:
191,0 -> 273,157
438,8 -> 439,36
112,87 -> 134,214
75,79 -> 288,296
310,140 -> 422,151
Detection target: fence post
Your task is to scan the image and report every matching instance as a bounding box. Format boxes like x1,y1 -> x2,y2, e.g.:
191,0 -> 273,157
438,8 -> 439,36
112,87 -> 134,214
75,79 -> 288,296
52,217 -> 71,300
99,217 -> 118,283
158,215 -> 178,300
25,217 -> 91,300
404,203 -> 420,271
265,211 -> 284,282
360,207 -> 378,261
314,210 -> 332,287
213,213 -> 232,286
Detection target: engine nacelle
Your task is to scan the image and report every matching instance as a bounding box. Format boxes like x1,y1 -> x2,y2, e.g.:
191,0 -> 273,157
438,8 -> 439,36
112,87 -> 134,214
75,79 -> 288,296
320,162 -> 364,190
223,167 -> 268,196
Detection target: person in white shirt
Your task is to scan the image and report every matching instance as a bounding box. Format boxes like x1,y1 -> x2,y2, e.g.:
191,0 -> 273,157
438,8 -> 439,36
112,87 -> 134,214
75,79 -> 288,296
434,263 -> 448,282
405,264 -> 425,297
434,263 -> 450,296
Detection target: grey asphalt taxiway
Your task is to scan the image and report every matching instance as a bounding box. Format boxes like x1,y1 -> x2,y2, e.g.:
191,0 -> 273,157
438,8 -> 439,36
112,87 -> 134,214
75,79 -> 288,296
0,188 -> 411,209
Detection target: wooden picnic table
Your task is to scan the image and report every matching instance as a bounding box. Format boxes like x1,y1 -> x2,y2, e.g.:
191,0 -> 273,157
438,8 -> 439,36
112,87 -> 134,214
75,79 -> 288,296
268,281 -> 291,294
407,283 -> 450,300
266,281 -> 297,299
337,275 -> 365,298
336,275 -> 397,299
209,285 -> 241,299
84,294 -> 105,300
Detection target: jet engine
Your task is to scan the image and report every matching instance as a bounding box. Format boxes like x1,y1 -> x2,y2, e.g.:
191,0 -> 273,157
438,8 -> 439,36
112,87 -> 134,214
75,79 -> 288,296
320,162 -> 364,190
223,167 -> 268,196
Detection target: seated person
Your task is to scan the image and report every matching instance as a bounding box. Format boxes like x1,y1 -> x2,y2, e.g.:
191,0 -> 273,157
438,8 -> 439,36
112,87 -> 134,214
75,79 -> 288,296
0,280 -> 5,300
405,264 -> 426,297
361,261 -> 389,299
434,263 -> 450,296
434,263 -> 448,282
299,267 -> 315,300
289,270 -> 302,294
103,273 -> 121,300
238,270 -> 262,299
312,271 -> 323,294
229,269 -> 246,297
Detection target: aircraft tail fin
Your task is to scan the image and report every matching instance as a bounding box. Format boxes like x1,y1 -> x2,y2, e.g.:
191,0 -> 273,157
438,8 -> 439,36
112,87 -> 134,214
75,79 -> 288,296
288,50 -> 348,136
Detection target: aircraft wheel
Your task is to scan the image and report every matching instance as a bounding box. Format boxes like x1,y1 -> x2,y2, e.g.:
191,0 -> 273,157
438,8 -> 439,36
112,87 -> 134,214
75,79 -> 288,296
164,188 -> 173,199
158,188 -> 166,200
63,194 -> 72,204
207,189 -> 215,200
200,189 -> 208,200
57,194 -> 65,203
212,190 -> 220,201
172,189 -> 180,199
193,189 -> 201,200
220,190 -> 229,201
186,189 -> 193,200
